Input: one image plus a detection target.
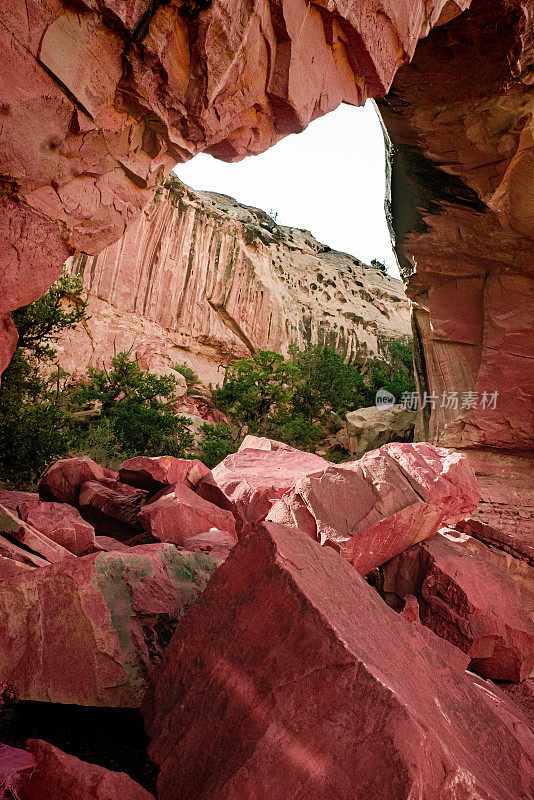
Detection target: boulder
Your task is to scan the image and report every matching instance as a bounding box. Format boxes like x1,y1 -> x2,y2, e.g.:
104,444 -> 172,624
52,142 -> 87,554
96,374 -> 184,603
38,457 -> 117,504
78,479 -> 148,541
0,742 -> 35,798
0,489 -> 95,555
267,442 -> 479,574
139,484 -> 237,545
442,526 -> 534,611
143,522 -> 534,800
456,517 -> 534,565
0,545 -> 219,706
20,739 -> 155,800
337,404 -> 416,458
118,456 -> 210,493
197,441 -> 327,536
0,504 -> 75,565
381,532 -> 534,682
177,530 -> 237,560
17,497 -> 95,556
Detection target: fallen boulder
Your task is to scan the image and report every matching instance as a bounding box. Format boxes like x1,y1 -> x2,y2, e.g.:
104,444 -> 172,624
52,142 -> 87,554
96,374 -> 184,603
143,522 -> 533,800
337,404 -> 416,458
197,441 -> 327,535
0,545 -> 219,706
17,497 -> 95,556
38,457 -> 117,504
267,442 -> 479,573
177,529 -> 237,560
380,532 -> 534,682
0,504 -> 75,565
0,742 -> 35,798
78,479 -> 148,541
118,456 -> 210,493
139,484 -> 237,545
20,739 -> 154,800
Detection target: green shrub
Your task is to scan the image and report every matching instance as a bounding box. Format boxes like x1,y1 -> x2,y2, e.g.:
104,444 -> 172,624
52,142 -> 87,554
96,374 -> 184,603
197,423 -> 237,469
172,362 -> 199,390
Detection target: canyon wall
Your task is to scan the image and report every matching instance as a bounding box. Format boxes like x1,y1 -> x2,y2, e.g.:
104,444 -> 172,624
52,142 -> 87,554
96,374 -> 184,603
60,177 -> 410,386
0,0 -> 469,316
378,0 -> 533,533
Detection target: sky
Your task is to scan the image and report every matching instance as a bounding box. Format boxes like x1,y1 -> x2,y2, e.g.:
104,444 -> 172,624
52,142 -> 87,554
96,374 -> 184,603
174,101 -> 400,278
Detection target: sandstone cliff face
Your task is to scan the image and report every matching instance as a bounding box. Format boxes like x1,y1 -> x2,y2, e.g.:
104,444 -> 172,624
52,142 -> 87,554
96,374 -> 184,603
377,0 -> 533,532
0,0 -> 469,317
59,177 -> 410,386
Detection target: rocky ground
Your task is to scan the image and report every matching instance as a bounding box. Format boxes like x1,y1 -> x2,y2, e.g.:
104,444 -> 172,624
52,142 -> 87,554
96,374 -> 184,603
0,437 -> 532,799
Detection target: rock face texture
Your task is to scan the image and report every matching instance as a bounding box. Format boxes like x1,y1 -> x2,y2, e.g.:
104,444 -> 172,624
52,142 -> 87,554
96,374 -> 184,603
267,442 -> 479,574
20,739 -> 155,800
0,0 -> 462,324
143,522 -> 534,800
381,532 -> 534,681
56,177 -> 410,386
0,545 -> 218,706
377,0 -> 533,527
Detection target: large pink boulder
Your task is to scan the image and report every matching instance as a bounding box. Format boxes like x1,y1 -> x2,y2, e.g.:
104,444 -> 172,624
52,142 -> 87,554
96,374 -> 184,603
0,545 -> 219,706
17,498 -> 95,556
118,456 -> 210,493
381,532 -> 534,682
20,739 -> 154,800
267,442 -> 479,574
0,742 -> 35,798
78,479 -> 148,541
143,522 -> 534,800
0,504 -> 75,565
0,489 -> 95,555
197,440 -> 328,535
138,484 -> 237,546
38,457 -> 117,504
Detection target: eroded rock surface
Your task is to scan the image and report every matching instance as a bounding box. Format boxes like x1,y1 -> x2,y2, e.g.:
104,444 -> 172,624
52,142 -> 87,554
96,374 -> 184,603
0,545 -> 218,706
337,403 -> 416,458
381,532 -> 534,681
267,442 -> 479,574
56,177 -> 411,386
143,521 -> 534,800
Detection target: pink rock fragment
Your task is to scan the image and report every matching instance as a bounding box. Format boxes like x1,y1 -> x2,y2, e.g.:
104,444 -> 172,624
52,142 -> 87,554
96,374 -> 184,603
139,483 -> 237,545
267,442 -> 480,574
38,457 -> 117,504
197,440 -> 328,536
18,498 -> 95,556
118,456 -> 210,493
78,479 -> 148,541
20,739 -> 154,799
381,532 -> 534,682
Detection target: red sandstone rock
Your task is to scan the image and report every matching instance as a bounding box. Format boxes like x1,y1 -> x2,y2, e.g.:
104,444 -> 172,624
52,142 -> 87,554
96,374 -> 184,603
456,517 -> 534,566
0,313 -> 17,380
78,479 -> 148,541
0,544 -> 219,706
0,742 -> 35,798
197,442 -> 327,536
94,535 -> 135,552
143,522 -> 534,800
0,504 -> 75,565
38,457 -> 117,504
20,739 -> 154,800
177,530 -> 237,560
268,442 -> 479,574
139,484 -> 237,545
442,525 -> 534,612
16,497 -> 95,556
118,456 -> 210,493
381,533 -> 534,682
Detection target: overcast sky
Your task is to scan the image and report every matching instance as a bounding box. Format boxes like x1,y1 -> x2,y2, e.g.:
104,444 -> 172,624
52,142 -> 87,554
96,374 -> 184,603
174,101 -> 400,278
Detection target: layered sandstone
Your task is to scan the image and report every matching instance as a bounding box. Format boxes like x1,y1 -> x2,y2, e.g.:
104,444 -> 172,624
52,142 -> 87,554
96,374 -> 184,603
0,0 -> 469,320
56,177 -> 410,385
